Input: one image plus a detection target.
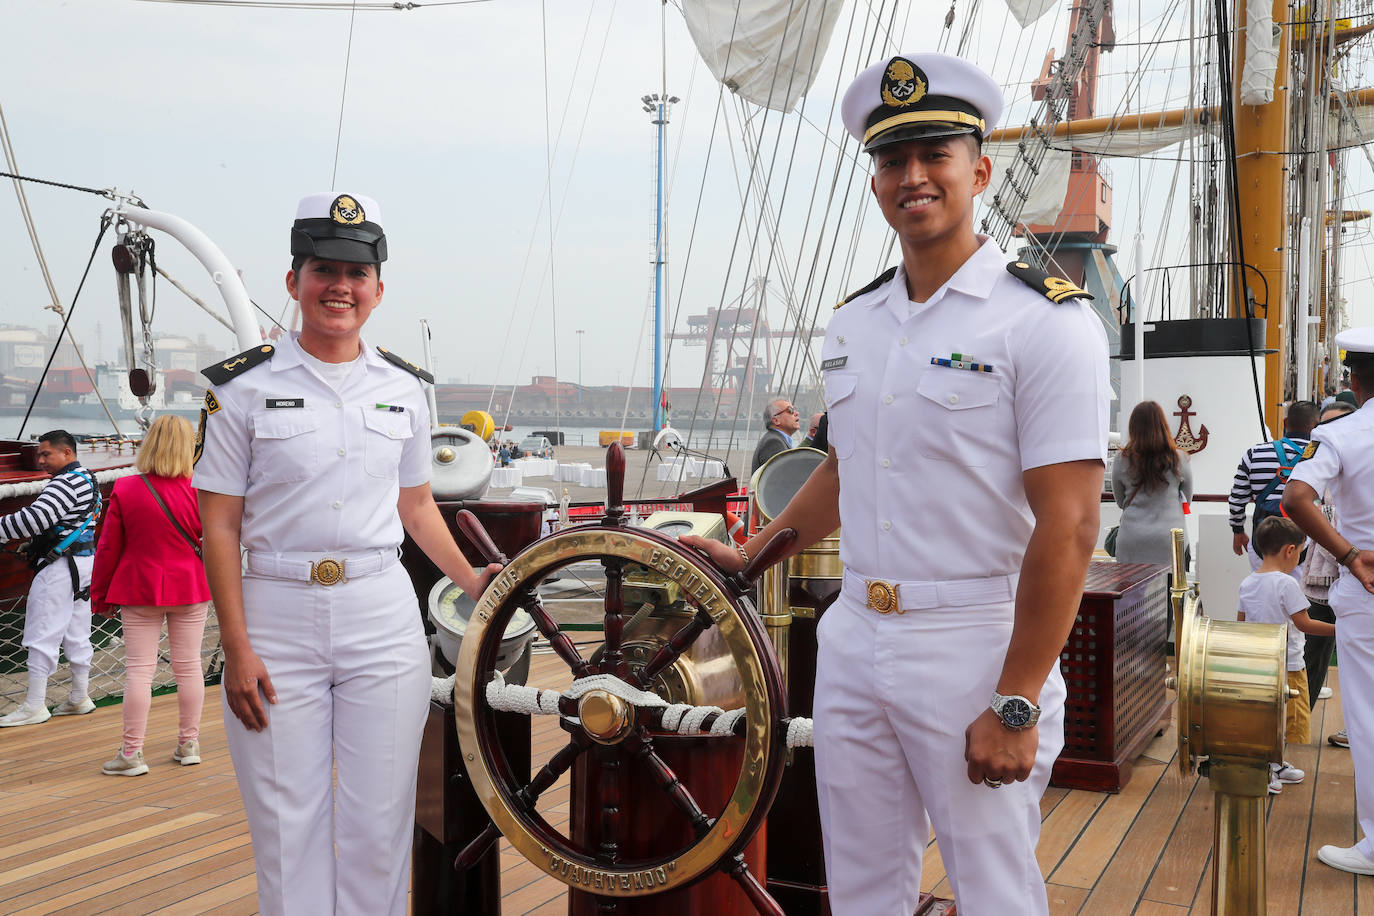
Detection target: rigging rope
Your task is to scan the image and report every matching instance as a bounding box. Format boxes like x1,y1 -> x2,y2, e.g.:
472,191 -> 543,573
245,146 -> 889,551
17,218 -> 113,439
1211,0 -> 1270,439
330,0 -> 360,188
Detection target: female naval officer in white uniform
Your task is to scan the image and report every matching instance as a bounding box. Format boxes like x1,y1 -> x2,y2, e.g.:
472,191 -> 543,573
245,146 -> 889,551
194,192 -> 500,916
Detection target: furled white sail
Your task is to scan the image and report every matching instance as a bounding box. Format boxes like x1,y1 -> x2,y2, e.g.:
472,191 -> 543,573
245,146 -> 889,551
984,121 -> 1214,224
1240,0 -> 1280,105
681,0 -> 845,112
1003,0 -> 1059,28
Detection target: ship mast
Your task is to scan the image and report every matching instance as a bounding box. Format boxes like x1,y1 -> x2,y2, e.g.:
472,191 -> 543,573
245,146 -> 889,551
1229,0 -> 1291,433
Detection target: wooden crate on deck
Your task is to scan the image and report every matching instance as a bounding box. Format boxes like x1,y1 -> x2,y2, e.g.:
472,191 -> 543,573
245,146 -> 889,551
1052,562 -> 1171,792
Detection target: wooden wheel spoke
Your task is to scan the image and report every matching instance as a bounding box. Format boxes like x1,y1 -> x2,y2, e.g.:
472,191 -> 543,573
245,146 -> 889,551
631,609 -> 714,690
632,739 -> 714,839
520,592 -> 594,680
725,852 -> 785,916
515,732 -> 593,811
599,557 -> 626,678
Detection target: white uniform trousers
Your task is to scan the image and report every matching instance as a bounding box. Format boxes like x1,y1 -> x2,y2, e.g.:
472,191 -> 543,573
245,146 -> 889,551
1330,576 -> 1374,859
23,555 -> 93,679
813,591 -> 1066,916
224,564 -> 430,916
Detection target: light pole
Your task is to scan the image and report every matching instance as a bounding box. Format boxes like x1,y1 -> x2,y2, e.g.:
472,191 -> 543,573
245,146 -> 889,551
642,91 -> 679,431
576,329 -> 585,404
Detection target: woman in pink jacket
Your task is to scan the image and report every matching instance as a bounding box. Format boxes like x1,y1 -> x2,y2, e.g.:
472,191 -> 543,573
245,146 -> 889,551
91,415 -> 211,776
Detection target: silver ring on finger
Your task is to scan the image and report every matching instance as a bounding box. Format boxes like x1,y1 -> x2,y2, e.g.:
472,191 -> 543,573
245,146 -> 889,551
983,777 -> 1003,789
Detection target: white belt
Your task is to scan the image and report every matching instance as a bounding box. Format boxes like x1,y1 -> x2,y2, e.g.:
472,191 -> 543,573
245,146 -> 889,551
245,548 -> 400,587
842,567 -> 1016,614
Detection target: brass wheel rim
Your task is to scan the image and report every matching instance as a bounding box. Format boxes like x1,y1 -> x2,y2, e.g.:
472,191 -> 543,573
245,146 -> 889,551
454,526 -> 776,896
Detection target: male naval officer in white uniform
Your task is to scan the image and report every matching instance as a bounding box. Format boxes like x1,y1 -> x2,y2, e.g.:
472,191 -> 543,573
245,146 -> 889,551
1284,325 -> 1374,876
195,192 -> 499,915
685,53 -> 1109,915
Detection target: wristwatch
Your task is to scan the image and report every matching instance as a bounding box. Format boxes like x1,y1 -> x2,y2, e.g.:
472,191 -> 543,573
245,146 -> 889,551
990,692 -> 1041,730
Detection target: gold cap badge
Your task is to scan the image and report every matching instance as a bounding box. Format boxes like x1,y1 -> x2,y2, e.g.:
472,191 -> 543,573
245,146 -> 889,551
330,194 -> 365,225
881,57 -> 926,109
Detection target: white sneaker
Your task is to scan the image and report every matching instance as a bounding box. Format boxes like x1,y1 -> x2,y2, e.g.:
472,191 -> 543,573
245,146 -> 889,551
52,697 -> 95,716
1330,730 -> 1350,748
1318,686 -> 1334,700
1272,762 -> 1305,784
1268,776 -> 1282,795
172,740 -> 201,766
101,748 -> 148,777
1318,844 -> 1374,875
0,703 -> 51,728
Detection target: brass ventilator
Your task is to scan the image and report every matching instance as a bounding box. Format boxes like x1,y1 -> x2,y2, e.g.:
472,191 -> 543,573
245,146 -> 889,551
1167,528 -> 1289,915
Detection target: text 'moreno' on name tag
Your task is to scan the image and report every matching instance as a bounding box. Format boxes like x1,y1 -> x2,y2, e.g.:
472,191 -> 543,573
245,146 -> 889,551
265,398 -> 305,409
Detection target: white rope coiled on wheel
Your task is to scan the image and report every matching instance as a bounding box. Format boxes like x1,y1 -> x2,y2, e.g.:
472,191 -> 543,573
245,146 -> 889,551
479,670 -> 815,746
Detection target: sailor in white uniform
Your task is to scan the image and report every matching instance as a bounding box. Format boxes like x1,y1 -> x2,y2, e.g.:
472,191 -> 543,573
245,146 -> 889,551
195,192 -> 499,915
1284,325 -> 1374,876
684,53 -> 1109,915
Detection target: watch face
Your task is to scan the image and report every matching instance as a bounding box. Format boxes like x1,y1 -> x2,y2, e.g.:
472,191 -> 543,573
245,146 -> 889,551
1001,698 -> 1033,728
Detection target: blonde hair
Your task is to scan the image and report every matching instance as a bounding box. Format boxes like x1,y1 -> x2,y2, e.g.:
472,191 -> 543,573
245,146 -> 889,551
135,415 -> 196,478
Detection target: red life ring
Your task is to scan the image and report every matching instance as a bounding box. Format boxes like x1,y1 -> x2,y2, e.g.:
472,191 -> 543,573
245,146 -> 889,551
726,511 -> 747,546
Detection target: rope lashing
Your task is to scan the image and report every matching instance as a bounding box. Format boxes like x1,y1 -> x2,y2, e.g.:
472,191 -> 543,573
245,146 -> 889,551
444,669 -> 815,747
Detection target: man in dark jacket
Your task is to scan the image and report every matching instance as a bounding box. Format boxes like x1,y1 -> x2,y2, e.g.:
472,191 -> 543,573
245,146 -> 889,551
751,398 -> 799,474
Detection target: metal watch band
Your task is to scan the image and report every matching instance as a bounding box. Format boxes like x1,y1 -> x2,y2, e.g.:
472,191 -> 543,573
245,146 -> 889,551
1340,546 -> 1363,567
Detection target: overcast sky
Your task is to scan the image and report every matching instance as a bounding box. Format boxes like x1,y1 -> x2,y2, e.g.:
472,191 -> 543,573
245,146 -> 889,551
4,0 -> 1373,398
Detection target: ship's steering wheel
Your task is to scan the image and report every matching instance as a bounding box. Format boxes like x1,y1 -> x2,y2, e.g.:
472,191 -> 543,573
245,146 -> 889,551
451,443 -> 794,913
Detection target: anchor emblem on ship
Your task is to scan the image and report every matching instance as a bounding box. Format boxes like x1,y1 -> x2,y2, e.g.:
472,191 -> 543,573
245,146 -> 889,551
1173,395 -> 1209,454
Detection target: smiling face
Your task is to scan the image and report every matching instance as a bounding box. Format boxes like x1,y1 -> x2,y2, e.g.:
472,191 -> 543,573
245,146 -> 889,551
286,257 -> 384,357
870,134 -> 990,251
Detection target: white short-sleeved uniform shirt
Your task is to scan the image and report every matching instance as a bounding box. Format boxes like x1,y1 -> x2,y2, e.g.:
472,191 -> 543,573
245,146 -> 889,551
1237,570 -> 1311,670
193,332 -> 431,555
1291,400 -> 1374,603
821,237 -> 1111,581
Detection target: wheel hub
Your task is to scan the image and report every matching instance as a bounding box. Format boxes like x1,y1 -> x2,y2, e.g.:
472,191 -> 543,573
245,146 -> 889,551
579,688 -> 634,745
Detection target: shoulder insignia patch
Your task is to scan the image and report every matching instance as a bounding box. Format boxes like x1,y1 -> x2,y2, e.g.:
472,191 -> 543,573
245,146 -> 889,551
204,389 -> 221,414
194,408 -> 206,466
377,347 -> 435,384
1006,261 -> 1094,303
1302,440 -> 1319,460
202,345 -> 274,386
835,266 -> 899,310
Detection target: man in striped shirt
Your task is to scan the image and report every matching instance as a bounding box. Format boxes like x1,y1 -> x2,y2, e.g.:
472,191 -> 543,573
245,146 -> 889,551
1229,401 -> 1320,559
0,430 -> 101,727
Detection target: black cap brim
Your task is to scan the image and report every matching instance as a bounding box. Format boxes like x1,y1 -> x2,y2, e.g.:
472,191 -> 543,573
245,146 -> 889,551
291,219 -> 388,264
865,122 -> 979,153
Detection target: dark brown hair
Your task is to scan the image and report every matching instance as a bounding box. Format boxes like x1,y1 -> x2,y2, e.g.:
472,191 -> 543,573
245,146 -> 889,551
1253,515 -> 1306,558
1120,401 -> 1181,491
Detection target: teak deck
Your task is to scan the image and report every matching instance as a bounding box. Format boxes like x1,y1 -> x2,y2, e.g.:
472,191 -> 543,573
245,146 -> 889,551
0,650 -> 1367,915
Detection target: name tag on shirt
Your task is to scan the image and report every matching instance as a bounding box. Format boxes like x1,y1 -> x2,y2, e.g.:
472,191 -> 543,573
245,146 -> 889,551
821,356 -> 848,371
265,398 -> 304,409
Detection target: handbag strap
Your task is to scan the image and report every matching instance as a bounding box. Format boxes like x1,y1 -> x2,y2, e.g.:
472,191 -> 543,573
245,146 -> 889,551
1121,483 -> 1140,509
138,474 -> 202,559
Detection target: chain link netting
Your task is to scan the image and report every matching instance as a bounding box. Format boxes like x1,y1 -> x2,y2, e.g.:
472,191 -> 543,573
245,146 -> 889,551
0,598 -> 223,709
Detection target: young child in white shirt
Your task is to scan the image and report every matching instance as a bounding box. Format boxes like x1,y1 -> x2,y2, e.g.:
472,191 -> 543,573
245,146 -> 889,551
1237,515 -> 1337,794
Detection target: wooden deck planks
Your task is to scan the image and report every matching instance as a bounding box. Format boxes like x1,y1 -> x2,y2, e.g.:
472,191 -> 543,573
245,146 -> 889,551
3,655 -> 1371,914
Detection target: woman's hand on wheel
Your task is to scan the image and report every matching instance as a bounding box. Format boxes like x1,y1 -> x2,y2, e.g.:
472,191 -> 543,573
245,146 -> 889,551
224,649 -> 277,732
679,534 -> 746,573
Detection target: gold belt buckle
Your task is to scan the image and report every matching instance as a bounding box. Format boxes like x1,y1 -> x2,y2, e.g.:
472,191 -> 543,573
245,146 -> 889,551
865,579 -> 902,615
311,558 -> 347,587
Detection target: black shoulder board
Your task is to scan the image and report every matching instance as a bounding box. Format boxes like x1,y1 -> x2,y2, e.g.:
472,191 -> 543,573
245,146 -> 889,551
376,346 -> 435,384
202,345 -> 275,386
1006,261 -> 1094,303
835,266 -> 899,310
